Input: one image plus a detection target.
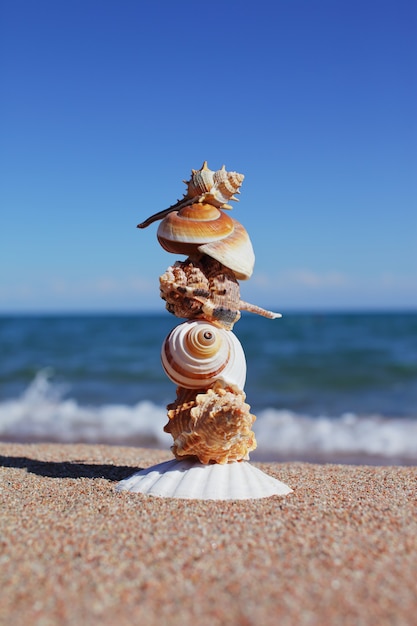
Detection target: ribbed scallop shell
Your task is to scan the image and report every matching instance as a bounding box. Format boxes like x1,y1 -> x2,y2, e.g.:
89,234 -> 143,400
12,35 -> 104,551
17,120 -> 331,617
164,381 -> 257,464
116,459 -> 293,500
161,320 -> 246,389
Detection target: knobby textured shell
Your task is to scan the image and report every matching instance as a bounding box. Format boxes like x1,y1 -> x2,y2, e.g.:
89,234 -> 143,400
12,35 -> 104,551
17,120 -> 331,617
185,162 -> 244,209
116,459 -> 293,500
211,166 -> 244,207
159,257 -> 242,330
164,381 -> 256,464
161,320 -> 246,390
159,256 -> 281,329
186,161 -> 216,198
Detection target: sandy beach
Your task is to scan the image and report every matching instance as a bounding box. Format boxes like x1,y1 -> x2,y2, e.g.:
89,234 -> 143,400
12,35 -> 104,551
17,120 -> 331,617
1,442 -> 416,626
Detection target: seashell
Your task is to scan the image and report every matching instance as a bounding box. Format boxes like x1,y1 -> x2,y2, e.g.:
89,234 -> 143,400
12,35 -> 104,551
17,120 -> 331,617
161,320 -> 246,389
160,257 -> 240,330
164,381 -> 256,464
160,256 -> 282,330
116,458 -> 293,500
157,202 -> 235,248
137,162 -> 254,279
185,162 -> 244,209
137,162 -> 244,231
185,161 -> 216,199
197,219 -> 254,280
212,165 -> 244,206
154,204 -> 254,280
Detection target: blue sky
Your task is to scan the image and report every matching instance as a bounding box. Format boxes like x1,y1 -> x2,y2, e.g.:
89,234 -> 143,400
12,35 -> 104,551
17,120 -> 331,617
1,0 -> 416,313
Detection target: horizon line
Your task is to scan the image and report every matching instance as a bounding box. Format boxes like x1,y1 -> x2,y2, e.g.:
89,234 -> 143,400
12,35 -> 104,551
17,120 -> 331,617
1,307 -> 416,317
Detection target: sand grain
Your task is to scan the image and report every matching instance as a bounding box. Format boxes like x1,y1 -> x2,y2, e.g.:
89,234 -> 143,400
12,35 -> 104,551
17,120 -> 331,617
0,443 -> 416,626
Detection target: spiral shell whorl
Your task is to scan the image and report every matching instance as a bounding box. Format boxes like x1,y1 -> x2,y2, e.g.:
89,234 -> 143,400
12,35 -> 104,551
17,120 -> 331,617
184,323 -> 221,359
186,161 -> 215,198
156,207 -> 254,279
161,320 -> 246,390
211,165 -> 244,206
185,161 -> 244,208
157,203 -> 234,247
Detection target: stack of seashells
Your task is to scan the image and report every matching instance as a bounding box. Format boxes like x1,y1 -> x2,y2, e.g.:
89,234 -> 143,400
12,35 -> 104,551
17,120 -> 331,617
137,162 -> 281,465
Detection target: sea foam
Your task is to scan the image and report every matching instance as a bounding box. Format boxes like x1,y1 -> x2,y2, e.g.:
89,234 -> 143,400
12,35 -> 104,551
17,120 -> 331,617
1,371 -> 416,463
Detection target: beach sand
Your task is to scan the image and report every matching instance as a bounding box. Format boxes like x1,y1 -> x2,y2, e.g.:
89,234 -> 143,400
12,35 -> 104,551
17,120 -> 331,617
0,442 -> 416,626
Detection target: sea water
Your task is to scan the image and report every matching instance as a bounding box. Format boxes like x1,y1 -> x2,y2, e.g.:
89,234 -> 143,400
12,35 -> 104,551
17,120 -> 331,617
1,312 -> 416,464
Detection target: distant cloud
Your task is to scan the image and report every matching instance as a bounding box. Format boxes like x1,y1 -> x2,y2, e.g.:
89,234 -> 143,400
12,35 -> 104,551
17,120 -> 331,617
284,269 -> 349,288
244,268 -> 417,310
379,273 -> 417,290
93,276 -> 154,295
1,269 -> 416,312
0,274 -> 159,311
252,269 -> 350,289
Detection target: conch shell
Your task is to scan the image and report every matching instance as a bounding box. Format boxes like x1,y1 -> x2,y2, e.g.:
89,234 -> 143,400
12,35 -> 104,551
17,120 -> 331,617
160,256 -> 281,331
164,380 -> 257,464
137,162 -> 254,279
186,162 -> 244,209
139,162 -> 244,225
161,319 -> 246,389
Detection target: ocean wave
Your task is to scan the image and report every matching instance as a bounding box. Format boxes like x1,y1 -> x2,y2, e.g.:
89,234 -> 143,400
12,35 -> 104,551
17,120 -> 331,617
1,371 -> 416,463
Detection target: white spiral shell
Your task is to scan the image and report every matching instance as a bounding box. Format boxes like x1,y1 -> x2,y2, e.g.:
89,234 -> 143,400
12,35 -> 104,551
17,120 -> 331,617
161,320 -> 246,390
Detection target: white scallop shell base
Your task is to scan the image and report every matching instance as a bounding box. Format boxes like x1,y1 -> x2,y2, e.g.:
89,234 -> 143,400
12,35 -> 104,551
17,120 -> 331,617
116,459 -> 292,500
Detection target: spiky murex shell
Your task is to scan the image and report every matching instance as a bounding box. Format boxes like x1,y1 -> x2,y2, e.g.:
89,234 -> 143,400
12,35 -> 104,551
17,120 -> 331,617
185,161 -> 244,209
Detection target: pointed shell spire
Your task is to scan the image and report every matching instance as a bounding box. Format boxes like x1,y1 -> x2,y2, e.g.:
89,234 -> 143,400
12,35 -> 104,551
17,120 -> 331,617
185,161 -> 215,198
184,161 -> 244,209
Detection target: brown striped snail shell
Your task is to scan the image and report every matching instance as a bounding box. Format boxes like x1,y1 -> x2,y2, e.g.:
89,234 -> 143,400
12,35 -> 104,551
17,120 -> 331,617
137,162 -> 254,280
157,206 -> 254,280
161,320 -> 246,390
